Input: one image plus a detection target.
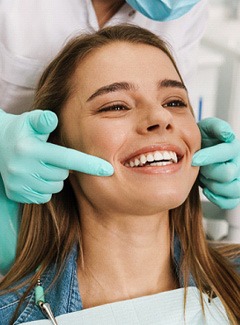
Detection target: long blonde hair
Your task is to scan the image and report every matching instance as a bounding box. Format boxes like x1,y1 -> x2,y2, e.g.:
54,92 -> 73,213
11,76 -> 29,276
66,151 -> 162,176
1,25 -> 239,324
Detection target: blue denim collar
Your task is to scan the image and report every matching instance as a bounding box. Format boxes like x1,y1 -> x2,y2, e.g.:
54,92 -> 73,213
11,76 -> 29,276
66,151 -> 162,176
0,235 -> 195,324
172,235 -> 196,287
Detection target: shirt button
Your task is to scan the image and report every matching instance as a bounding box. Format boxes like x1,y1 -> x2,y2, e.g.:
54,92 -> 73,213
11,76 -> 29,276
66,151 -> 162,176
128,10 -> 136,17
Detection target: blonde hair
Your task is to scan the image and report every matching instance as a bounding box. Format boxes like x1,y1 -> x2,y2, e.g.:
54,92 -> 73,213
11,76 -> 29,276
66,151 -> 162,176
1,25 -> 239,324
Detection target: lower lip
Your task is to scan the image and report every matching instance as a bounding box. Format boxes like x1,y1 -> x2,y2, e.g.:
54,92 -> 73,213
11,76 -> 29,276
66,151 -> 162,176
124,159 -> 183,174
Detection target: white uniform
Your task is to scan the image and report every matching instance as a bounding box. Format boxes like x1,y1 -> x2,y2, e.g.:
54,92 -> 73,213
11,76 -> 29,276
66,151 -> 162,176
0,0 -> 208,114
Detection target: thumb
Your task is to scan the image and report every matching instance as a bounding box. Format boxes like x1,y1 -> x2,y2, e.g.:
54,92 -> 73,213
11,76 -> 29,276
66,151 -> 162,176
28,110 -> 58,134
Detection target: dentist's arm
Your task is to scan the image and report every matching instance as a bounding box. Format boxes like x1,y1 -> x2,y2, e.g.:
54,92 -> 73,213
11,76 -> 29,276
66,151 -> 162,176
0,109 -> 114,274
192,118 -> 240,209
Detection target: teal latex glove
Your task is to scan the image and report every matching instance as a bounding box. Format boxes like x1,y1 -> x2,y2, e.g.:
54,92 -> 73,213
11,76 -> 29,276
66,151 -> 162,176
192,117 -> 240,209
0,109 -> 114,204
0,174 -> 20,275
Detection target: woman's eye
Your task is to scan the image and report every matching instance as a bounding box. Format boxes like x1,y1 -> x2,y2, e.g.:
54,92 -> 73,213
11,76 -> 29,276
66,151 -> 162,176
163,100 -> 187,108
99,104 -> 129,112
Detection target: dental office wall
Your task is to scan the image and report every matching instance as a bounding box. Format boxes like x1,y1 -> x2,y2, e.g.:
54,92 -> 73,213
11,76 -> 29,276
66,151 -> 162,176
197,0 -> 240,242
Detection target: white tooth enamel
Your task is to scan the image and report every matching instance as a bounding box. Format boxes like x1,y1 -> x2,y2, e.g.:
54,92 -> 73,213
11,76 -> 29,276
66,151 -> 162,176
125,150 -> 178,167
134,158 -> 140,166
171,152 -> 178,163
147,153 -> 154,162
155,162 -> 164,166
156,162 -> 164,166
140,154 -> 147,164
154,151 -> 164,161
130,161 -> 135,167
163,151 -> 171,160
162,161 -> 172,166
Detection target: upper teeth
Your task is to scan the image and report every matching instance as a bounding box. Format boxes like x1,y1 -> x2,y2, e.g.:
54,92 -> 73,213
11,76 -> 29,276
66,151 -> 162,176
125,151 -> 178,167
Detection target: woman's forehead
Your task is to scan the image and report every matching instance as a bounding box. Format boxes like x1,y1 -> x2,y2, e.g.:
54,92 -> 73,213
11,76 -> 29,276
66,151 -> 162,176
73,42 -> 180,94
78,41 -> 174,70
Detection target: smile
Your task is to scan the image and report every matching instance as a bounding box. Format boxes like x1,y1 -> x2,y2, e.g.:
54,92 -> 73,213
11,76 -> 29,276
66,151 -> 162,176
124,150 -> 178,168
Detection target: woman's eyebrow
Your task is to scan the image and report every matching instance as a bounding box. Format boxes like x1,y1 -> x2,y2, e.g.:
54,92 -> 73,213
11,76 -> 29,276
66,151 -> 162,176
86,79 -> 187,102
159,79 -> 187,91
86,82 -> 137,102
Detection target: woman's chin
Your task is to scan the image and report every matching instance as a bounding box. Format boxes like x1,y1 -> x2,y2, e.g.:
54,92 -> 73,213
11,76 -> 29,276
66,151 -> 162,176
127,192 -> 188,215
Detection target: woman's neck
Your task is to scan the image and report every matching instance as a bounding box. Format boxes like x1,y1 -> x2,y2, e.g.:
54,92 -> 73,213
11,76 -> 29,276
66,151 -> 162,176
77,209 -> 178,309
91,0 -> 125,28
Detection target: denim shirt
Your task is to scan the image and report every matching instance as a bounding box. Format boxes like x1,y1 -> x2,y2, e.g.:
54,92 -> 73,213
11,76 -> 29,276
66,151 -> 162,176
0,245 -> 82,324
0,237 -> 238,324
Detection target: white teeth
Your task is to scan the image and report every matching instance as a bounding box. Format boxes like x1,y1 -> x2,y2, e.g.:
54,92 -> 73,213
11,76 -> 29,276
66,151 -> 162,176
134,158 -> 140,166
162,161 -> 172,166
125,150 -> 179,168
154,151 -> 164,161
146,161 -> 172,167
130,161 -> 135,167
163,151 -> 171,160
146,153 -> 154,162
171,152 -> 178,163
140,154 -> 147,164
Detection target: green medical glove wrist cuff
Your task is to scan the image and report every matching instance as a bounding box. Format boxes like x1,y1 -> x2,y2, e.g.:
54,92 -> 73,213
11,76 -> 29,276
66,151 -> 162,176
0,175 -> 20,274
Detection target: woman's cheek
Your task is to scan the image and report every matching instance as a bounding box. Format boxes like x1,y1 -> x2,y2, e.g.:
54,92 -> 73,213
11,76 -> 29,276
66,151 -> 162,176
181,117 -> 201,153
191,125 -> 201,152
82,119 -> 129,159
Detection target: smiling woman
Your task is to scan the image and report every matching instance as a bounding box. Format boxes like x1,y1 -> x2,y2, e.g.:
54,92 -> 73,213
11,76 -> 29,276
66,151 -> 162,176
61,37 -> 200,216
0,25 -> 239,324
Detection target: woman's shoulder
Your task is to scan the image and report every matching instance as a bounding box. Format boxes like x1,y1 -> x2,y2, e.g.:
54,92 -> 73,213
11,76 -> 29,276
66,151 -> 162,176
0,272 -> 36,323
0,246 -> 82,323
211,241 -> 240,273
232,255 -> 240,274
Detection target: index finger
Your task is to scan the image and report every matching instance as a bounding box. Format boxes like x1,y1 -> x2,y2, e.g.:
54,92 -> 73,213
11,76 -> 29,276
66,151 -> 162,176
40,142 -> 114,176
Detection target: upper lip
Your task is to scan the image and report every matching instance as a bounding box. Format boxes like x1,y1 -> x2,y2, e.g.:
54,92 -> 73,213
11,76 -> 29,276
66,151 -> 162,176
121,144 -> 184,165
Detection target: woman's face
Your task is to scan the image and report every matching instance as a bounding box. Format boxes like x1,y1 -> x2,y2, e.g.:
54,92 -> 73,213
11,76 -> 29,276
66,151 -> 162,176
61,42 -> 201,215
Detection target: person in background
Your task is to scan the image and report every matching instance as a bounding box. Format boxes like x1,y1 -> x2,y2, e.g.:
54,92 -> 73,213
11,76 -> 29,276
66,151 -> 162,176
0,25 -> 239,324
0,0 -> 239,274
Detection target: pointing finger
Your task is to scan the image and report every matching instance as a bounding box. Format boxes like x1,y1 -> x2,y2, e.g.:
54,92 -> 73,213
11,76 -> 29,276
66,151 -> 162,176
192,139 -> 240,166
40,142 -> 114,176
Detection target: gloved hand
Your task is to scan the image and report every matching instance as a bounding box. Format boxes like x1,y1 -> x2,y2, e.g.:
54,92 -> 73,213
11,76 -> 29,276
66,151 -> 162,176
0,109 -> 114,204
0,174 -> 19,275
126,0 -> 201,21
0,109 -> 114,274
192,117 -> 240,209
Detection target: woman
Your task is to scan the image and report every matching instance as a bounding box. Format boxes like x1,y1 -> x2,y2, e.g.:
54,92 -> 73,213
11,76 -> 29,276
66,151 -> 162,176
1,0 -> 240,277
0,25 -> 239,324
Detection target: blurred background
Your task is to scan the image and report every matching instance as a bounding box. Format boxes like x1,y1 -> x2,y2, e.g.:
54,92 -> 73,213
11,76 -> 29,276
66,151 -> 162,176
196,0 -> 240,243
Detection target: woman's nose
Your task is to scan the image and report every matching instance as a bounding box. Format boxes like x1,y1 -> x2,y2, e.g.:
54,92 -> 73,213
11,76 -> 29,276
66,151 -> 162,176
137,104 -> 173,134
